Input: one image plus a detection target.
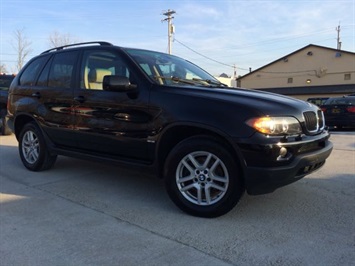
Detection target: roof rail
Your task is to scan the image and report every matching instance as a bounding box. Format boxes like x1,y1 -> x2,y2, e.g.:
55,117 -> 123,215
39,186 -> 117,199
41,41 -> 113,54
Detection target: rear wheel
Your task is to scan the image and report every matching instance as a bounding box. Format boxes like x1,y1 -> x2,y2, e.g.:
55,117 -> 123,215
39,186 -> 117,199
19,122 -> 57,171
164,136 -> 244,217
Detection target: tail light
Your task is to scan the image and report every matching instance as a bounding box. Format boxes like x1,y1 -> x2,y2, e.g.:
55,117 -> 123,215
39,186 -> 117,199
320,107 -> 327,112
347,106 -> 355,113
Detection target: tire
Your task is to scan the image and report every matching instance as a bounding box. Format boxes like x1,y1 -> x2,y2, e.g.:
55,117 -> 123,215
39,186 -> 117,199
18,122 -> 57,171
164,136 -> 244,218
0,111 -> 12,135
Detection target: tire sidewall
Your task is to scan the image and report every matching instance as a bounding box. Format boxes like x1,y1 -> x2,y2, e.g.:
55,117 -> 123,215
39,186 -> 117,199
19,122 -> 47,171
165,136 -> 244,217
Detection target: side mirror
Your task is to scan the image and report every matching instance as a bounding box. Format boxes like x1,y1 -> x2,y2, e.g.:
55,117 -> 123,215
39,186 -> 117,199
103,75 -> 137,92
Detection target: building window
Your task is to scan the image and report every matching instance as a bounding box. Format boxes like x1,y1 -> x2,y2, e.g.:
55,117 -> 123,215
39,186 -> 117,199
344,73 -> 351,80
287,77 -> 293,84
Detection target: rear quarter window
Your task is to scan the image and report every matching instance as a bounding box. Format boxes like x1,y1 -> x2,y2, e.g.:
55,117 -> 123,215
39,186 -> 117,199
19,55 -> 50,86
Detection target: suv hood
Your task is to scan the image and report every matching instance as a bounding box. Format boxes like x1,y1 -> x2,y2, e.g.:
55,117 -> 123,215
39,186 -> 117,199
172,85 -> 318,118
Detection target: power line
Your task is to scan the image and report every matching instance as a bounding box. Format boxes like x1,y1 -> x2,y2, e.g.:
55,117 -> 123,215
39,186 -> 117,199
174,38 -> 249,71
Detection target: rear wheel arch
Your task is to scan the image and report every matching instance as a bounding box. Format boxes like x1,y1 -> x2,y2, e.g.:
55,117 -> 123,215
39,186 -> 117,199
13,114 -> 39,139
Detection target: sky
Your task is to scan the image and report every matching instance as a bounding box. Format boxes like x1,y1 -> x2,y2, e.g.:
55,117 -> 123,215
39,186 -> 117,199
0,0 -> 354,76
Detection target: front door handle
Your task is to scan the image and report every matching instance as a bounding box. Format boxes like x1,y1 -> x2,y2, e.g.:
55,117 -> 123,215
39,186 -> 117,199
74,96 -> 85,103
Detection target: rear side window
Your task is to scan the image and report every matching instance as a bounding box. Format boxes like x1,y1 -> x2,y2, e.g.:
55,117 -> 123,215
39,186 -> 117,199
19,55 -> 49,86
48,51 -> 78,88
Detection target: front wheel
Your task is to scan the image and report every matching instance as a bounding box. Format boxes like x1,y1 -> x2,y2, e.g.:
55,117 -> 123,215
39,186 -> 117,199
164,136 -> 244,217
19,122 -> 57,171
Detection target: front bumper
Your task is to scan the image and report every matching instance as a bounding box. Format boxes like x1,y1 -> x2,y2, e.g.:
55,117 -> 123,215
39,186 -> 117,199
235,132 -> 333,195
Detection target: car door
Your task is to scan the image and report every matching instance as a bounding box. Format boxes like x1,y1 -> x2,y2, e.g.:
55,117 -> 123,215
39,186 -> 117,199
15,51 -> 78,147
72,48 -> 152,161
36,51 -> 79,147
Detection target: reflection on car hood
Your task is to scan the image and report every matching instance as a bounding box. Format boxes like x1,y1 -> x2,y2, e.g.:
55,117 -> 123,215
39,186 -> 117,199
173,85 -> 317,117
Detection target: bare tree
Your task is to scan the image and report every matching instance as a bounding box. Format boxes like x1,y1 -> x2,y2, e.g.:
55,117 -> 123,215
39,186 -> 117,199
12,29 -> 32,72
0,64 -> 7,73
49,31 -> 76,47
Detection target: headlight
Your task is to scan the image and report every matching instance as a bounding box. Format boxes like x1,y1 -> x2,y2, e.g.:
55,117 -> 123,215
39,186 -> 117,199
246,117 -> 302,136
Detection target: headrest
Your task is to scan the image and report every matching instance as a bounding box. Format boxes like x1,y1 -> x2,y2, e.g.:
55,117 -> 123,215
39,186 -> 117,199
88,69 -> 112,82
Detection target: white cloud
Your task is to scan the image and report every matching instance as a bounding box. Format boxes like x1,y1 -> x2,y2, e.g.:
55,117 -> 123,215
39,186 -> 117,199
178,3 -> 222,20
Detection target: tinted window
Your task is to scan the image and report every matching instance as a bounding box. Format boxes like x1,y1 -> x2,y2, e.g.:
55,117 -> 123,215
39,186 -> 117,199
125,48 -> 219,86
48,51 -> 78,88
80,50 -> 131,90
19,55 -> 49,86
37,57 -> 53,87
307,97 -> 329,106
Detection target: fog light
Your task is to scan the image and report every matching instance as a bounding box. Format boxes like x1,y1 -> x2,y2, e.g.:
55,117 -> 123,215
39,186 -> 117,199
279,147 -> 288,157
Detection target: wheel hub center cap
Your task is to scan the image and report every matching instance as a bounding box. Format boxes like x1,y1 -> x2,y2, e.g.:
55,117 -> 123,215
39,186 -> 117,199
199,174 -> 206,181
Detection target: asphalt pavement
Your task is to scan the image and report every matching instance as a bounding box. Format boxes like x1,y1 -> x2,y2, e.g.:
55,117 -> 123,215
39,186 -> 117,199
0,131 -> 354,266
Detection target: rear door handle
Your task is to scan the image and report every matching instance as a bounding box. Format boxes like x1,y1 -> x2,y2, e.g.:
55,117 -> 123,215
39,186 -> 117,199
31,92 -> 41,98
74,96 -> 85,103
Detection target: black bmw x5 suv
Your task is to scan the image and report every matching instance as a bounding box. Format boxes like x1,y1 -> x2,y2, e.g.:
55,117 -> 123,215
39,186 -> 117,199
7,42 -> 333,217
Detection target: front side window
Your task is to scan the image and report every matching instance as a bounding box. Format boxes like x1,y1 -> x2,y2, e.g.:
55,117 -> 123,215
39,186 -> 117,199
48,51 -> 78,88
80,50 -> 131,90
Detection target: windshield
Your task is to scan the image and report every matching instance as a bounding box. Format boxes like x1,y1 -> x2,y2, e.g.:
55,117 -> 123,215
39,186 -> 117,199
325,97 -> 355,105
124,48 -> 226,87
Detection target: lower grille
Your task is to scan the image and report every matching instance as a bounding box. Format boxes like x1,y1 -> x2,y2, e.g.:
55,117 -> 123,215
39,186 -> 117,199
297,160 -> 325,176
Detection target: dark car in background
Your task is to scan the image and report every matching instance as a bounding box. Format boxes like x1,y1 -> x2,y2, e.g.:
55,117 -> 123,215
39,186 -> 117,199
320,96 -> 355,129
307,97 -> 329,107
0,73 -> 15,135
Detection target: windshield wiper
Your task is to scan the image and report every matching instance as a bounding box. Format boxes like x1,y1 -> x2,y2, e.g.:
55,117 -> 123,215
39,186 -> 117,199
192,78 -> 228,87
154,76 -> 227,87
154,76 -> 202,86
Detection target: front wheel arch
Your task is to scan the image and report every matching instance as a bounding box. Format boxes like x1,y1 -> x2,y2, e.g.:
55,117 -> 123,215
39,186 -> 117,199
157,124 -> 245,179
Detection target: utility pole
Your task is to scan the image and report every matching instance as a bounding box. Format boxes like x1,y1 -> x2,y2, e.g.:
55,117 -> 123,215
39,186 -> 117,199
162,9 -> 176,54
336,24 -> 342,50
